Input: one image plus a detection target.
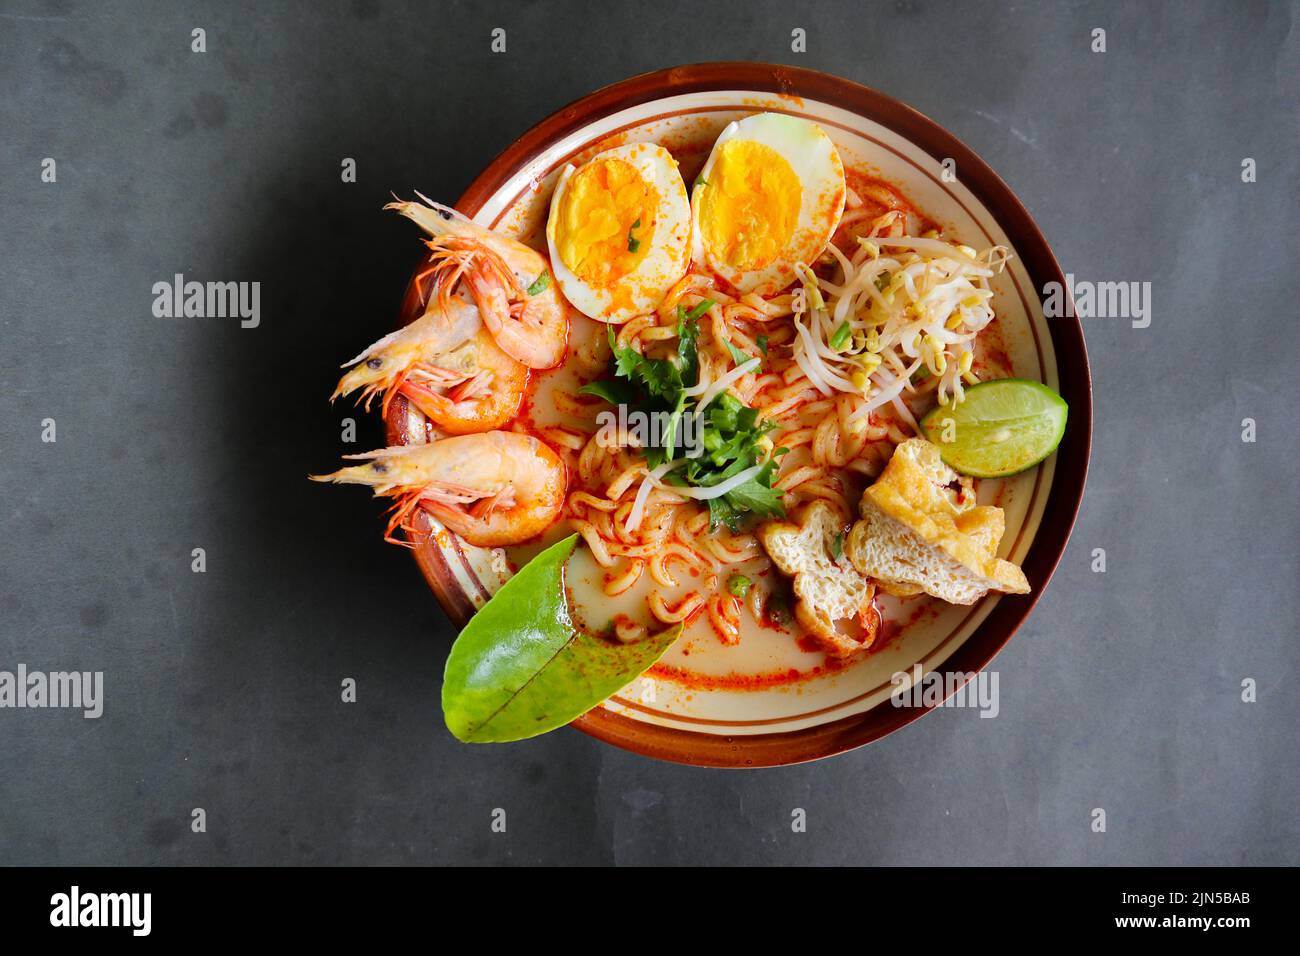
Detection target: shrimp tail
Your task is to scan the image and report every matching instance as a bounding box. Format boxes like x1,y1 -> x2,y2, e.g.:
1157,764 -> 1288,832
399,380 -> 456,421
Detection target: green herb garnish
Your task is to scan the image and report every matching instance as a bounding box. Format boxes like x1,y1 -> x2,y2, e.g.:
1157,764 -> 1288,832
831,532 -> 844,561
725,341 -> 752,367
756,335 -> 769,356
585,302 -> 783,530
578,378 -> 637,405
726,574 -> 751,598
526,270 -> 550,295
684,298 -> 715,322
627,218 -> 642,254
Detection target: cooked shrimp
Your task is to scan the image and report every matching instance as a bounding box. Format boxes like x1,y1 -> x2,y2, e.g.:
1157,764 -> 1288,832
385,194 -> 568,369
398,328 -> 528,434
310,431 -> 567,548
332,295 -> 527,433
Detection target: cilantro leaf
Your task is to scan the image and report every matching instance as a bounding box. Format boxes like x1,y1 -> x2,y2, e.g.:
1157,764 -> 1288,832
717,461 -> 785,521
675,304 -> 699,382
580,305 -> 784,529
578,379 -> 636,405
725,340 -> 752,367
635,356 -> 684,401
706,494 -> 744,531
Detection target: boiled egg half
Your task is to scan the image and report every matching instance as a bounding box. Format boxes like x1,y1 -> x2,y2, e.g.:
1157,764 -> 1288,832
691,113 -> 846,295
546,143 -> 691,324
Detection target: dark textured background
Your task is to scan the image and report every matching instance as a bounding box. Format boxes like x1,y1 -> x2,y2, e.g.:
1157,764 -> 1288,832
1,0 -> 1296,865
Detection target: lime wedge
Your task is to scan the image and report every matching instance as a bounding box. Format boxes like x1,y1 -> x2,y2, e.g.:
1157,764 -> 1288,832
920,379 -> 1068,478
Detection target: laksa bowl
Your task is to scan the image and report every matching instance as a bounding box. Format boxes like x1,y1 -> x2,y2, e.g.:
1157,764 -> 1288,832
364,64 -> 1090,767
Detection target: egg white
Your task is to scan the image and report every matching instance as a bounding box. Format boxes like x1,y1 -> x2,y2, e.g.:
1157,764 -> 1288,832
690,113 -> 846,296
545,143 -> 691,324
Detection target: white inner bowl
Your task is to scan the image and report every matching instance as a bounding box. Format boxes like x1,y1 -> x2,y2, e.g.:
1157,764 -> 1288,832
407,89 -> 1058,738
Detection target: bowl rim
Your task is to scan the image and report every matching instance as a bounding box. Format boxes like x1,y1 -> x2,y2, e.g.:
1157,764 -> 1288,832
391,62 -> 1092,768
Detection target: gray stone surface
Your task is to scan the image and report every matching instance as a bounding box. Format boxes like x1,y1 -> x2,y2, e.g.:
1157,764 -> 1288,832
0,0 -> 1296,866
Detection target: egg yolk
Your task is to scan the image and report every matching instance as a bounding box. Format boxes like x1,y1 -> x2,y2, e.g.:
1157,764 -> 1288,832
700,140 -> 802,272
554,158 -> 656,288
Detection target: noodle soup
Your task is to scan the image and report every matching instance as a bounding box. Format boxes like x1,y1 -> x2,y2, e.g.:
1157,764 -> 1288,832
477,147 -> 1021,694
369,84 -> 1070,749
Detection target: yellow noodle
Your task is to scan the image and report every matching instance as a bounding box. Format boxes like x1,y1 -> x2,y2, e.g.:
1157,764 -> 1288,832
613,617 -> 647,644
707,593 -> 742,645
571,518 -> 613,567
604,559 -> 644,596
538,426 -> 587,451
648,589 -> 705,625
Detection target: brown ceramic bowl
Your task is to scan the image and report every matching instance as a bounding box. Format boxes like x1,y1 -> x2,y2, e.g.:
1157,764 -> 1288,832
384,63 -> 1091,767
